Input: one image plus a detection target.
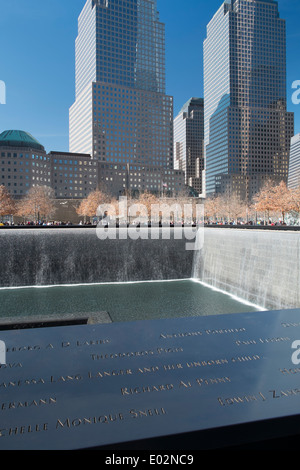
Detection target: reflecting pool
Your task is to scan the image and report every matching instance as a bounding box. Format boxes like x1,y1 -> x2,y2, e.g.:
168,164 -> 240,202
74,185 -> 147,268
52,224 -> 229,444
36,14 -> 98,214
0,280 -> 262,323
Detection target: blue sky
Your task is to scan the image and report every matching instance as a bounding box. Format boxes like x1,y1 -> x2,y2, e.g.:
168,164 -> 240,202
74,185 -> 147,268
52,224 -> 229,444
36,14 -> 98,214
1,0 -> 300,153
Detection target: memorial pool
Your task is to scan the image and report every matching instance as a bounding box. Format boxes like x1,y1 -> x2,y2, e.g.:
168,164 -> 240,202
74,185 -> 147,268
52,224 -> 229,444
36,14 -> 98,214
0,280 -> 262,323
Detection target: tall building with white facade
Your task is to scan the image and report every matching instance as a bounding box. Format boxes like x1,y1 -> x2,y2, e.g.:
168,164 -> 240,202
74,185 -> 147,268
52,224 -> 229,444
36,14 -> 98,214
174,98 -> 204,196
203,0 -> 294,200
288,134 -> 300,189
69,0 -> 182,196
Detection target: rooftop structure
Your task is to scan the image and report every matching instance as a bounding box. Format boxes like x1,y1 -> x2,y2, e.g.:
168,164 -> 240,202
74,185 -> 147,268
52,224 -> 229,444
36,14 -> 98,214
0,130 -> 45,152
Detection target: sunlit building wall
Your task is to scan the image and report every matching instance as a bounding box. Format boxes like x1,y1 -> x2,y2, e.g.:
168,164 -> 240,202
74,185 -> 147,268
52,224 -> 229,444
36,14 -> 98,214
204,0 -> 294,200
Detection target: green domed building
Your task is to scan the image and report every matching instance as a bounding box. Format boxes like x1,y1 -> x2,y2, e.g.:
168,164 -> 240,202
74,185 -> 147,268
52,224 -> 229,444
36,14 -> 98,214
0,130 -> 49,198
0,130 -> 45,152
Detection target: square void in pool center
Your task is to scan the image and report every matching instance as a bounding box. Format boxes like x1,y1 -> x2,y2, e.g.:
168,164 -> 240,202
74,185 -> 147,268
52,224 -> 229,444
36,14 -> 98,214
0,280 -> 261,323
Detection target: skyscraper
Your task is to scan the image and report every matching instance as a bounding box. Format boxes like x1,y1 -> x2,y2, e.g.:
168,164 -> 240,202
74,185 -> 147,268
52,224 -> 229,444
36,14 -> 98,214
174,98 -> 204,196
288,134 -> 300,189
69,0 -> 178,196
203,0 -> 294,200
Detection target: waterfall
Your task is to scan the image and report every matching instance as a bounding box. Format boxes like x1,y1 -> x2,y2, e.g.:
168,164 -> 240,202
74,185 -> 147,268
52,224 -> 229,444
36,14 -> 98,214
0,228 -> 194,287
192,228 -> 300,311
2,226 -> 299,311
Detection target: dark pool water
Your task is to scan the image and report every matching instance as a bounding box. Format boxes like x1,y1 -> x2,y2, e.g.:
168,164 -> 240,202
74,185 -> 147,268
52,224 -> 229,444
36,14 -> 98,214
0,280 -> 261,323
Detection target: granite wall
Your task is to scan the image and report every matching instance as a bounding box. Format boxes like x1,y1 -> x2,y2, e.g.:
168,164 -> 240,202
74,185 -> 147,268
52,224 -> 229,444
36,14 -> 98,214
193,228 -> 300,310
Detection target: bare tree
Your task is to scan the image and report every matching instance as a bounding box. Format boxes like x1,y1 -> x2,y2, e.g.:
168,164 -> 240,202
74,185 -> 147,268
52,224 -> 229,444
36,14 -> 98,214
270,181 -> 293,223
288,185 -> 300,215
204,195 -> 222,224
229,192 -> 248,224
16,185 -> 55,223
215,192 -> 245,224
76,189 -> 110,220
0,185 -> 16,221
253,179 -> 278,224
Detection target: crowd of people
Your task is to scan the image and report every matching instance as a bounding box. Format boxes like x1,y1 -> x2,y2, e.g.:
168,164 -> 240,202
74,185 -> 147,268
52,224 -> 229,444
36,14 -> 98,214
0,218 -> 295,228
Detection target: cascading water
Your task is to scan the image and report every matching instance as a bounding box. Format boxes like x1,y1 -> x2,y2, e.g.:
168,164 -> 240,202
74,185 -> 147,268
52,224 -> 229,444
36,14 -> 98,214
192,227 -> 300,310
0,226 -> 272,323
0,227 -> 194,287
1,226 -> 299,314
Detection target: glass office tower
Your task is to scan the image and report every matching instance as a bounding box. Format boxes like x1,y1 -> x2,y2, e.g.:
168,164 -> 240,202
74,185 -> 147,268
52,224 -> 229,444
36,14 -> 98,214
204,0 -> 294,199
70,0 -> 173,176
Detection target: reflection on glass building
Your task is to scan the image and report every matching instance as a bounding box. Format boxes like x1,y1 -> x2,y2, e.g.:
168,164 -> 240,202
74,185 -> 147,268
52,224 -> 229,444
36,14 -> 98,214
204,0 -> 294,200
174,98 -> 204,196
69,0 -> 183,196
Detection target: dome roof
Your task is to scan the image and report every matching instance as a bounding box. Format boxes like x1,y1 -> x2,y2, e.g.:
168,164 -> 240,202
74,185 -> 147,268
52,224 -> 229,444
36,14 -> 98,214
0,130 -> 45,152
